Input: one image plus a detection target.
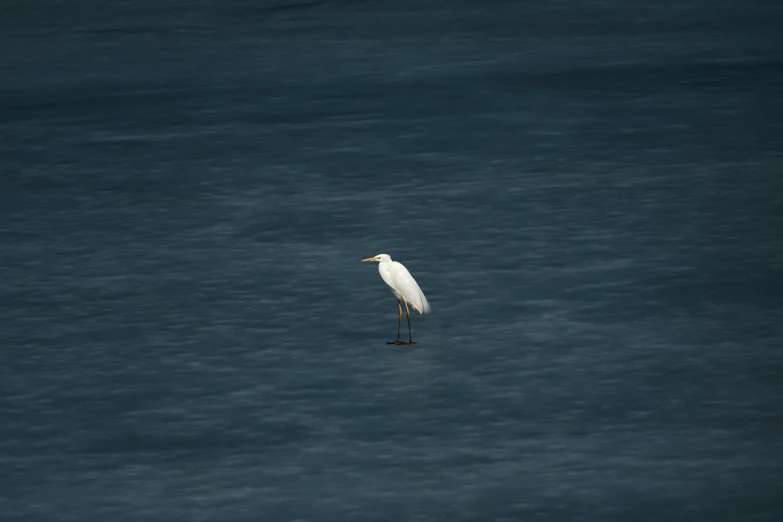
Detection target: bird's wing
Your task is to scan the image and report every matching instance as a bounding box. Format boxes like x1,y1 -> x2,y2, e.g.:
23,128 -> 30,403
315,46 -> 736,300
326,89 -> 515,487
390,262 -> 431,314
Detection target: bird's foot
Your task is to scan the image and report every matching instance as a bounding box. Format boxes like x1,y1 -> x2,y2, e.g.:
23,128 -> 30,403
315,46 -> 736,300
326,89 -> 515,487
386,340 -> 405,345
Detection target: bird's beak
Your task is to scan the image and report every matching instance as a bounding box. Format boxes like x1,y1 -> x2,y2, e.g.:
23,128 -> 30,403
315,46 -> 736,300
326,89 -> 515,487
361,257 -> 376,262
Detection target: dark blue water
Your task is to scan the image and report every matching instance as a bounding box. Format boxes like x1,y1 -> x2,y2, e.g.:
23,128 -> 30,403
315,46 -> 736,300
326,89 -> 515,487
2,1 -> 783,520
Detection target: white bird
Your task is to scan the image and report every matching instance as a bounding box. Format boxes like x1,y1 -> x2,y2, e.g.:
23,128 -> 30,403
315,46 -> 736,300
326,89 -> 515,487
361,254 -> 431,344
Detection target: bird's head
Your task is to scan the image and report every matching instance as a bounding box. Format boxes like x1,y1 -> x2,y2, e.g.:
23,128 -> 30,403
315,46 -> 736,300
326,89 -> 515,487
361,254 -> 391,263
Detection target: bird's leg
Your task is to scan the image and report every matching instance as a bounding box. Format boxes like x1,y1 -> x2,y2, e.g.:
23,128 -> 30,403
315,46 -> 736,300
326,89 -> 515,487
404,300 -> 416,344
386,299 -> 404,345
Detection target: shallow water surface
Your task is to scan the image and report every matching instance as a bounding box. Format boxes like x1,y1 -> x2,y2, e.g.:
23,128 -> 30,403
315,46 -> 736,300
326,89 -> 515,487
2,1 -> 783,520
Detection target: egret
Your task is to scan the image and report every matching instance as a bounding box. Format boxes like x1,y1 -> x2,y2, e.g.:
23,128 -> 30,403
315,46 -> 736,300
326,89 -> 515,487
361,254 -> 431,345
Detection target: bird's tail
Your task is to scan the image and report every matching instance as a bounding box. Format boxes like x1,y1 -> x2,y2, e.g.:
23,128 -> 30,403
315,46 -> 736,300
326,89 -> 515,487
417,294 -> 431,314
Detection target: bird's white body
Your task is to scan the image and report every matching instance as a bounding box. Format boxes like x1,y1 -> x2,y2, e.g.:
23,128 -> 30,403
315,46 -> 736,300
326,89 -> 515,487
362,254 -> 430,314
375,255 -> 431,314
